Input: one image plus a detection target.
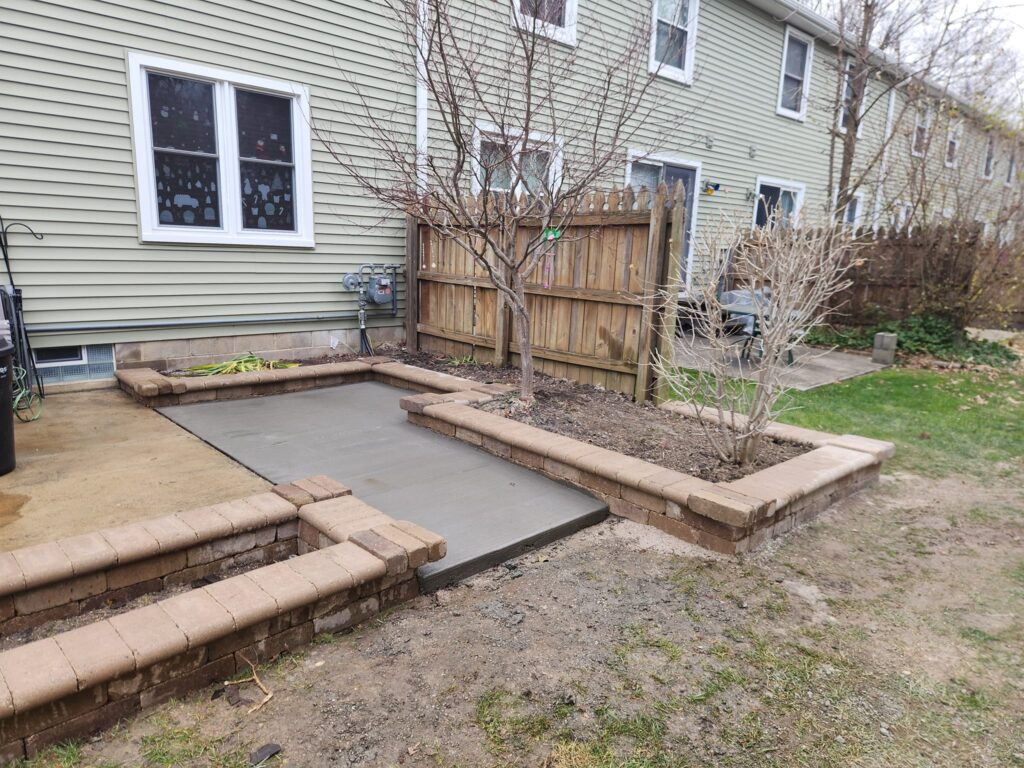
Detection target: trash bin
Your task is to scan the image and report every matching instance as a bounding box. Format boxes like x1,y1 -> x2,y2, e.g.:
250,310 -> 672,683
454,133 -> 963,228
0,340 -> 14,476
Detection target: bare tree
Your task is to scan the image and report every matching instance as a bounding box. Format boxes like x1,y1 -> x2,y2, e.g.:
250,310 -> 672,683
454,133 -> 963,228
655,217 -> 856,466
318,0 -> 690,402
820,0 -> 1018,222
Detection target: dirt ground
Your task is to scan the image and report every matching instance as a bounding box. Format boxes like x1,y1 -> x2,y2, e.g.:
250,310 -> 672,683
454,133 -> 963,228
75,470 -> 1024,768
0,389 -> 268,550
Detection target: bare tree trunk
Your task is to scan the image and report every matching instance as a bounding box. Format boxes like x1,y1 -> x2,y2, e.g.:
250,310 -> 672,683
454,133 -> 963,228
511,270 -> 535,402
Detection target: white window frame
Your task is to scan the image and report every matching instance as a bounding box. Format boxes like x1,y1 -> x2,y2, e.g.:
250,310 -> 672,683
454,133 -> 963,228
911,107 -> 932,158
33,345 -> 88,369
840,190 -> 865,228
776,27 -> 814,122
624,150 -> 702,286
648,0 -> 700,86
471,122 -> 564,196
128,52 -> 314,248
893,200 -> 914,232
837,58 -> 865,137
512,0 -> 578,47
1006,147 -> 1017,187
751,175 -> 806,229
944,121 -> 962,168
982,133 -> 996,180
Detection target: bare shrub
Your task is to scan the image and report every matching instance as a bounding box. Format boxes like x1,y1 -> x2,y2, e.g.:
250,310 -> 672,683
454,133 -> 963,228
655,218 -> 856,466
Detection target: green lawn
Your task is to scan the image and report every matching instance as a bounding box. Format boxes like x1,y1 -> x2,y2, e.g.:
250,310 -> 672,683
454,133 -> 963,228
776,368 -> 1024,478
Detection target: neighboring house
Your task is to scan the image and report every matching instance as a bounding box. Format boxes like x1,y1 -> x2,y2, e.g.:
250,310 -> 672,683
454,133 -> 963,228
0,0 -> 1020,386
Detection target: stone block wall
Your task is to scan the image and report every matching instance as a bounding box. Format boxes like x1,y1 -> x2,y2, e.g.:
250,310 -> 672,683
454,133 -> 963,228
0,479 -> 446,760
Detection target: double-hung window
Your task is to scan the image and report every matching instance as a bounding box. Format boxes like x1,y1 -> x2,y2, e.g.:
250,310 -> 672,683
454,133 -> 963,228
473,124 -> 562,197
945,121 -> 962,168
911,107 -> 932,157
1006,147 -> 1018,187
777,27 -> 813,120
514,0 -> 578,46
128,53 -> 313,247
649,0 -> 699,84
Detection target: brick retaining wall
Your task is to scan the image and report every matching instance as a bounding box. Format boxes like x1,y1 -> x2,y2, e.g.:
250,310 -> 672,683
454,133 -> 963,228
0,481 -> 447,760
399,393 -> 893,554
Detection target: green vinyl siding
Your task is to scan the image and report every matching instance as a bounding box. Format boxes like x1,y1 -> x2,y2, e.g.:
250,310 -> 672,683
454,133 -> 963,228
0,0 -> 416,346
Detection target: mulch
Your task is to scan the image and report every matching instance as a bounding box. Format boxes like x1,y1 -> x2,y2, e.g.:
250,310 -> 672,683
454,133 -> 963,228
394,350 -> 805,482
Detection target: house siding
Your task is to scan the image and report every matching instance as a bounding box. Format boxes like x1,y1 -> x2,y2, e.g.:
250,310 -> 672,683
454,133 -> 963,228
0,0 -> 416,348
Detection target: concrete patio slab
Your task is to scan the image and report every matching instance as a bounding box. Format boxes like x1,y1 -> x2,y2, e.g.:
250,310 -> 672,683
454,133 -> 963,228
159,382 -> 607,590
0,391 -> 269,551
674,336 -> 885,391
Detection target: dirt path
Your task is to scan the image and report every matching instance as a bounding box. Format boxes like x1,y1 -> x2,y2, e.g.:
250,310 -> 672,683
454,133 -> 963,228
0,390 -> 268,550
77,470 -> 1024,768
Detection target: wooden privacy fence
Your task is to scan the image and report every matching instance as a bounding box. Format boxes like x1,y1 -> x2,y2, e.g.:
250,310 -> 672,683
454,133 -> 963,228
405,184 -> 686,401
827,224 -> 1023,327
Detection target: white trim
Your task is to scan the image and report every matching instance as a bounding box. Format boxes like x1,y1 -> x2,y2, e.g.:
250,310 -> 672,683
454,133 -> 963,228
893,200 -> 914,232
776,26 -> 814,121
127,52 -> 314,248
944,120 -> 962,169
470,121 -> 564,196
647,0 -> 700,86
1006,147 -> 1017,187
872,88 -> 897,230
839,189 -> 865,228
751,175 -> 806,228
624,150 -> 702,287
512,0 -> 578,47
33,345 -> 88,369
837,58 -> 866,138
415,0 -> 429,192
911,106 -> 932,158
981,133 -> 996,180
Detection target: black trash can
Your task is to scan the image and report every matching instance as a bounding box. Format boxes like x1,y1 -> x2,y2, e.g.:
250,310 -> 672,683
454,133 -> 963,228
0,340 -> 15,476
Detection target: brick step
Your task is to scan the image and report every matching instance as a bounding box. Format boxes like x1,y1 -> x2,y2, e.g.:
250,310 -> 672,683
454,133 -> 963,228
0,492 -> 446,760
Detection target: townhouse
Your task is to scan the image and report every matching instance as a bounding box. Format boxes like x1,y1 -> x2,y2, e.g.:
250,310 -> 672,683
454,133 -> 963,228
0,0 -> 1019,386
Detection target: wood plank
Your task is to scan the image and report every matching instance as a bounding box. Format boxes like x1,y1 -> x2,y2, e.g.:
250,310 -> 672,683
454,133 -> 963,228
633,184 -> 669,402
404,216 -> 420,351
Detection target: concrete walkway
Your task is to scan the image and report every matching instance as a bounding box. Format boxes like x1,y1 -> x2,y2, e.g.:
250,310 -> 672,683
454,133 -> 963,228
159,382 -> 607,590
674,335 -> 885,391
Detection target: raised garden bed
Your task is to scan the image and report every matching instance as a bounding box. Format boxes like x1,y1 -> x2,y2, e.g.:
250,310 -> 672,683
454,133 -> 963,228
116,356 -> 494,407
0,478 -> 446,760
118,353 -> 893,555
398,387 -> 893,555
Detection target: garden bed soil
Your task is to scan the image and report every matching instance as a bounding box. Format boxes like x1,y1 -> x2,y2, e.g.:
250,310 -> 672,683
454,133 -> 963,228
0,558 -> 282,653
394,350 -> 805,483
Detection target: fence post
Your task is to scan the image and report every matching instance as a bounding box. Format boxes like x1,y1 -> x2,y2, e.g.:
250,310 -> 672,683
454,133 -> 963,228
633,183 -> 669,402
492,231 -> 512,366
654,182 -> 687,404
404,215 -> 420,351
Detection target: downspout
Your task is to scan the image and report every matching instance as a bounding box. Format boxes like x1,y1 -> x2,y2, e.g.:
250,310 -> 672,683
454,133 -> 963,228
415,0 -> 428,192
873,87 -> 897,227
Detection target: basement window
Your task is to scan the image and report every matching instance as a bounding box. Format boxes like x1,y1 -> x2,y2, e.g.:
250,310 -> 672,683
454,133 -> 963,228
34,346 -> 87,367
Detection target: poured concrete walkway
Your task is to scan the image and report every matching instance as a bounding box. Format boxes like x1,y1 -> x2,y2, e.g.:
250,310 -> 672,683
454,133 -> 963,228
674,336 -> 885,391
159,382 -> 607,590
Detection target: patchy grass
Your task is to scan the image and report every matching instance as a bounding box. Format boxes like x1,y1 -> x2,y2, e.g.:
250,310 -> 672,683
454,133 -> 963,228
19,743 -> 83,768
138,715 -> 252,767
473,689 -> 552,754
778,369 -> 1024,477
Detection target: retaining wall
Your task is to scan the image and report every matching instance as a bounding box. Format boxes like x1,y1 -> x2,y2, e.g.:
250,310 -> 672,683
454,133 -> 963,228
399,393 -> 893,554
0,480 -> 446,760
